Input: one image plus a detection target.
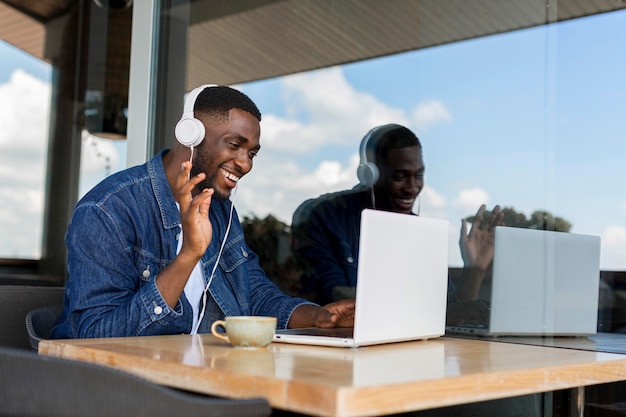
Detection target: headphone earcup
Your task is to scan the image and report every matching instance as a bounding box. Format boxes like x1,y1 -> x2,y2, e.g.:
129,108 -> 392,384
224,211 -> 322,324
175,116 -> 205,148
357,162 -> 379,187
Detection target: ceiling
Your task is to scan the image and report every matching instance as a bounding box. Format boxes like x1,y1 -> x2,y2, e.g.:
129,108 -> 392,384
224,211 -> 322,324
183,0 -> 626,87
2,0 -> 74,21
1,0 -> 625,88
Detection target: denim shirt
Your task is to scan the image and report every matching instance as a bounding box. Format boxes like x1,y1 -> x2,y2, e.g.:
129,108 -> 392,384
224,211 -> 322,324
291,186 -> 455,305
51,150 -> 313,339
291,187 -> 372,305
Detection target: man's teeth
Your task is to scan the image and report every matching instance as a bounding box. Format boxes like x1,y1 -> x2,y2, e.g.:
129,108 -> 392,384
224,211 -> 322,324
399,198 -> 415,204
222,169 -> 240,182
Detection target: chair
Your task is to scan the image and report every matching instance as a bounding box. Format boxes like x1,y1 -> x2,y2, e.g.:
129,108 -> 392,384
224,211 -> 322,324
0,285 -> 65,349
0,346 -> 272,417
25,304 -> 64,350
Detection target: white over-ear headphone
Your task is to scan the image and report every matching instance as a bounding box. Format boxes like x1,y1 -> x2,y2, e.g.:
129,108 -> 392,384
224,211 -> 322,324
356,124 -> 402,187
175,84 -> 217,148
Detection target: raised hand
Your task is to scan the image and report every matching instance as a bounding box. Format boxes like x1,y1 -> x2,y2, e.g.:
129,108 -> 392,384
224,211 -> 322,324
459,204 -> 504,271
175,161 -> 214,261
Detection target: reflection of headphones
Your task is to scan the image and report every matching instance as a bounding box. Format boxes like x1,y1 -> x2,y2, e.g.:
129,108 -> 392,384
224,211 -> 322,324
175,84 -> 217,148
356,124 -> 402,186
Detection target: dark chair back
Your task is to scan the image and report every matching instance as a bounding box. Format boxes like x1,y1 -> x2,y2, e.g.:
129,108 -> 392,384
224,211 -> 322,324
0,346 -> 272,417
0,285 -> 65,349
25,304 -> 64,350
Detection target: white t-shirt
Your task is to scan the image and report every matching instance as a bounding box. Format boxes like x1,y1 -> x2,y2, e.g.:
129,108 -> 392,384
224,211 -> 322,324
175,208 -> 205,333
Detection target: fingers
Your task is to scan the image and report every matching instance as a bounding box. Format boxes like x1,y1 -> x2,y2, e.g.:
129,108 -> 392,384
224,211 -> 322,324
484,204 -> 503,232
174,161 -> 192,191
460,218 -> 468,239
176,161 -> 208,211
317,299 -> 356,328
474,204 -> 487,219
489,204 -> 502,218
195,188 -> 214,218
472,204 -> 504,232
317,312 -> 338,328
470,204 -> 487,230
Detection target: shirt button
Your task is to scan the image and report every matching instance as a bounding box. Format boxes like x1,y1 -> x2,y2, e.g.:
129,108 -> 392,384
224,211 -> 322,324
347,256 -> 354,263
142,269 -> 150,278
154,306 -> 163,315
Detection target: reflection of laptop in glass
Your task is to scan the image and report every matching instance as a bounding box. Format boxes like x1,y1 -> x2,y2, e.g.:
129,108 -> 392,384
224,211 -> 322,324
446,226 -> 601,337
273,208 -> 449,348
270,339 -> 445,384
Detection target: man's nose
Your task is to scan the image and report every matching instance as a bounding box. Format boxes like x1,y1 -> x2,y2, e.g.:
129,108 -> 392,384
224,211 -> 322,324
405,177 -> 421,193
234,151 -> 252,173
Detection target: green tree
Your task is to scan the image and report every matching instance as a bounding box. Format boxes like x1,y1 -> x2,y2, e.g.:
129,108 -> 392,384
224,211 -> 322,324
241,214 -> 301,296
465,207 -> 572,232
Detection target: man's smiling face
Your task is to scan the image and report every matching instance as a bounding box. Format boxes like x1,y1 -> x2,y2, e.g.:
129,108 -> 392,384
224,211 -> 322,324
190,108 -> 261,200
373,145 -> 424,213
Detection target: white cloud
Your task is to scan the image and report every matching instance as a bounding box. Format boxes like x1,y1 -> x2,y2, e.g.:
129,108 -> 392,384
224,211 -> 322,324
239,67 -> 457,224
256,69 -> 448,156
80,130 -> 122,175
259,115 -> 324,154
600,226 -> 626,270
282,67 -> 409,129
237,152 -> 359,224
412,100 -> 453,131
313,160 -> 353,187
418,185 -> 447,219
452,187 -> 490,214
0,68 -> 125,257
0,69 -> 50,258
78,130 -> 125,197
259,67 -> 410,155
0,69 -> 50,150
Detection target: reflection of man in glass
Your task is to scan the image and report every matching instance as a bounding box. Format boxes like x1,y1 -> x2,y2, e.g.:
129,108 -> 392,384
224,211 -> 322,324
291,124 -> 503,306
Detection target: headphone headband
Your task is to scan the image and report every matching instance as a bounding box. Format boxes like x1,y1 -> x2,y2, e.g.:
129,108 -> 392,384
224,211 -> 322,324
356,124 -> 403,186
182,84 -> 215,117
175,84 -> 217,148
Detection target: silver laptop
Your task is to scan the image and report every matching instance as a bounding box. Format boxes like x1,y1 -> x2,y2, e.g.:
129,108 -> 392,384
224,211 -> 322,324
273,208 -> 449,348
447,226 -> 601,337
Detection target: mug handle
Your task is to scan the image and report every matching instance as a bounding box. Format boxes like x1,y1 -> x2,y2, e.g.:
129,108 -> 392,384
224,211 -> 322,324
211,320 -> 230,343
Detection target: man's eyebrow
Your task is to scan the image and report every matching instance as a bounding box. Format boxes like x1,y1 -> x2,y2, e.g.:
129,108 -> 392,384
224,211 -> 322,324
394,167 -> 424,172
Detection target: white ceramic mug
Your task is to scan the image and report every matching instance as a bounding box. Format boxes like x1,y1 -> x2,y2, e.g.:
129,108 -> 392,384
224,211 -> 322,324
211,316 -> 277,348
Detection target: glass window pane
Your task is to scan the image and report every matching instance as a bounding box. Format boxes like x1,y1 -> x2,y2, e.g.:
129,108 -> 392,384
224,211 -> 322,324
0,40 -> 51,259
150,2 -> 626,332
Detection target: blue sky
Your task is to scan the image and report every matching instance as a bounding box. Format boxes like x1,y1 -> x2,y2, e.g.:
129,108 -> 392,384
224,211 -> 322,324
238,10 -> 626,268
1,10 -> 624,268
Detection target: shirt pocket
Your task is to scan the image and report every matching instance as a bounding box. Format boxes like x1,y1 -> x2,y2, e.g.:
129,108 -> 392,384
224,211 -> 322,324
218,236 -> 250,273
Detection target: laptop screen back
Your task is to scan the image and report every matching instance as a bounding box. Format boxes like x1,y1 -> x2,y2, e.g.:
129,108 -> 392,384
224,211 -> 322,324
489,227 -> 601,335
352,209 -> 449,345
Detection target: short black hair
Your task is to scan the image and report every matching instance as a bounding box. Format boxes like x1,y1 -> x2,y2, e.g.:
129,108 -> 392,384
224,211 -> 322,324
368,124 -> 422,165
194,85 -> 261,122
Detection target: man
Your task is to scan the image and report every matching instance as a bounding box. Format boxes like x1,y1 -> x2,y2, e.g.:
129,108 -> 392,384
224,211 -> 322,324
51,85 -> 354,339
291,123 -> 503,305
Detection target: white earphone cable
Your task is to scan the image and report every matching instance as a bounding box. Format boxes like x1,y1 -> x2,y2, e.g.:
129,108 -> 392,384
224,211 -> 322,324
192,183 -> 238,334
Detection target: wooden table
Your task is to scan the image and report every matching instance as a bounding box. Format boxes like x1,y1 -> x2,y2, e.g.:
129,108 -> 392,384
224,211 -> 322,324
448,332 -> 626,354
39,335 -> 626,417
